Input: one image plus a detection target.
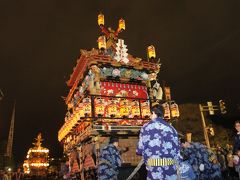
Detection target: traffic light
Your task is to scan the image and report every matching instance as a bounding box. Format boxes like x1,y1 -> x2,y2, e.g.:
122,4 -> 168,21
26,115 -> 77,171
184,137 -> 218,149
207,101 -> 214,115
209,127 -> 215,136
219,100 -> 227,114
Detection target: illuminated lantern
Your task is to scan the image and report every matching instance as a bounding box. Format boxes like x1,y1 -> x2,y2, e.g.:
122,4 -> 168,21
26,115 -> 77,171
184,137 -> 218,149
98,13 -> 104,26
147,45 -> 156,59
141,101 -> 151,118
83,98 -> 91,117
118,18 -> 125,30
162,102 -> 171,120
131,100 -> 140,118
107,99 -> 118,117
77,103 -> 85,118
98,36 -> 106,50
119,99 -> 130,118
95,98 -> 105,117
170,102 -> 180,118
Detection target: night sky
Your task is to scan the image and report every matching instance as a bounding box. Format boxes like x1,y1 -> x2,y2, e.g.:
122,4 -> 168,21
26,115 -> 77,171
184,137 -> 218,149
0,0 -> 240,164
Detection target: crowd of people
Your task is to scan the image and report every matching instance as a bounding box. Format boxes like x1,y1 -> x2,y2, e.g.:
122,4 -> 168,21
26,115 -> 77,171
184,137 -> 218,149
1,105 -> 240,180
98,104 -> 240,180
0,168 -> 24,180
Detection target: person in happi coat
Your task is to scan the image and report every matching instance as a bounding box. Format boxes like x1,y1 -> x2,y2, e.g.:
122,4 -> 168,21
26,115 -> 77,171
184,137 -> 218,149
179,154 -> 196,180
136,103 -> 181,180
98,136 -> 122,180
181,139 -> 222,180
233,120 -> 240,154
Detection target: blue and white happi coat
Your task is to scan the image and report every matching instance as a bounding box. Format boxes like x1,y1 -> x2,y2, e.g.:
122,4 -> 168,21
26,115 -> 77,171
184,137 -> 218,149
181,142 -> 222,180
136,117 -> 181,180
98,144 -> 121,180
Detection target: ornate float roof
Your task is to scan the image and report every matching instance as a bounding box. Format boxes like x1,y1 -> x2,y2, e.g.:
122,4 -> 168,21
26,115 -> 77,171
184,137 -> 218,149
65,14 -> 161,104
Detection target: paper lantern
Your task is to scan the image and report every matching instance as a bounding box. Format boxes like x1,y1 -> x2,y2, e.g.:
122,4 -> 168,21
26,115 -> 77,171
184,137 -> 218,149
83,98 -> 91,117
98,13 -> 104,26
119,99 -> 130,118
95,98 -> 105,117
107,99 -> 118,117
147,45 -> 156,59
162,102 -> 171,120
170,102 -> 180,118
131,100 -> 140,117
119,18 -> 125,30
141,101 -> 151,118
98,36 -> 106,50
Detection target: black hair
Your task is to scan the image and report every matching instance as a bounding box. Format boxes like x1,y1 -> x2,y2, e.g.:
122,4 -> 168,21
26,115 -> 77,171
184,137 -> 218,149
182,154 -> 190,161
109,136 -> 119,144
180,138 -> 186,144
235,120 -> 240,125
150,104 -> 163,117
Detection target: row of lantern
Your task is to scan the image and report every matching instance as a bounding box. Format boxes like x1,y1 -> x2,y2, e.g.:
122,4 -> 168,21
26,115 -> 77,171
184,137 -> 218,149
58,98 -> 151,141
58,98 -> 180,141
98,13 -> 125,30
162,102 -> 180,119
73,97 -> 151,119
98,36 -> 156,60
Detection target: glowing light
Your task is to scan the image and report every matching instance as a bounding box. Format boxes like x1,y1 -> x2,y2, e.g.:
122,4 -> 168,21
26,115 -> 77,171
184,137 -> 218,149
98,13 -> 104,26
118,18 -> 125,30
147,45 -> 156,59
98,36 -> 106,50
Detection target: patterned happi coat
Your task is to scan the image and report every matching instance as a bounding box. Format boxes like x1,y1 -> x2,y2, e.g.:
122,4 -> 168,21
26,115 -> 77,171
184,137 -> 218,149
136,117 -> 180,180
179,161 -> 196,180
98,144 -> 122,180
181,142 -> 222,180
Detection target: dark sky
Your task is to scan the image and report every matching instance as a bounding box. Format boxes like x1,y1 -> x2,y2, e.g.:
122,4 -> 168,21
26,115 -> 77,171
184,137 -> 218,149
0,0 -> 240,164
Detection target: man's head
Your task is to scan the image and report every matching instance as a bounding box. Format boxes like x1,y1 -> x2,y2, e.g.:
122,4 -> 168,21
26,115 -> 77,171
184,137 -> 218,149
109,136 -> 119,147
150,104 -> 163,120
17,168 -> 21,173
235,120 -> 240,132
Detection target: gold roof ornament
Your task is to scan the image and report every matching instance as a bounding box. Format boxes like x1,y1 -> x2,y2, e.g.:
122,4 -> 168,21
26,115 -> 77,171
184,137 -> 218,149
33,133 -> 43,148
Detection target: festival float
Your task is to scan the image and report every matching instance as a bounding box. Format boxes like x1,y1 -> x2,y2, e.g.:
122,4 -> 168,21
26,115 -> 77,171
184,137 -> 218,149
58,13 -> 180,179
23,133 -> 49,177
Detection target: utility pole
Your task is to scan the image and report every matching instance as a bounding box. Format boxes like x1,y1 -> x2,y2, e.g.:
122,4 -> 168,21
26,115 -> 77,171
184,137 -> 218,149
199,104 -> 211,149
199,100 -> 226,149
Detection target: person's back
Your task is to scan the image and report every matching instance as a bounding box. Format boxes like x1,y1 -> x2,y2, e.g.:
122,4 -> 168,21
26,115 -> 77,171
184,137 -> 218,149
136,104 -> 180,180
98,136 -> 121,180
233,120 -> 240,154
181,140 -> 216,179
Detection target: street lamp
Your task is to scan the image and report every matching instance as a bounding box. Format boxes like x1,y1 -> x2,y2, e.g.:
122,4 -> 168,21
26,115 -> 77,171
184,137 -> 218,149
199,100 -> 226,149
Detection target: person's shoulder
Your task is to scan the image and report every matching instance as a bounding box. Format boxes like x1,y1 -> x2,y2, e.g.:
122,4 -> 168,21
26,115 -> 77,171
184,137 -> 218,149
141,120 -> 153,129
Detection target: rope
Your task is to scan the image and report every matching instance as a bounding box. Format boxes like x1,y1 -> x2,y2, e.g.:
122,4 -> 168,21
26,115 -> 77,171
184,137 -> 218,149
126,159 -> 144,180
